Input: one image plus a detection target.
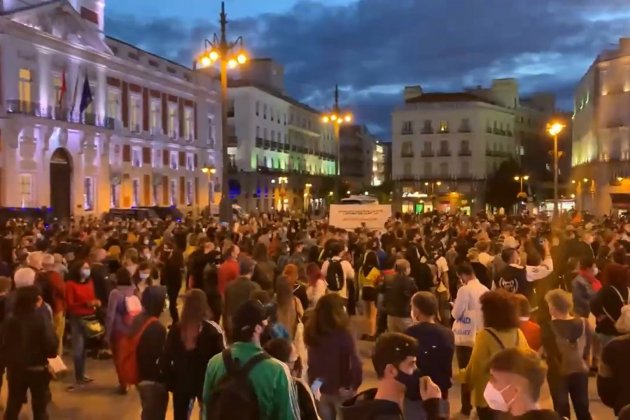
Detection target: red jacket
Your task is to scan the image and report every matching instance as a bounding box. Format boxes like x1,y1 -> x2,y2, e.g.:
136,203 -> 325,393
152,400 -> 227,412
46,270 -> 66,315
65,279 -> 96,317
217,259 -> 239,296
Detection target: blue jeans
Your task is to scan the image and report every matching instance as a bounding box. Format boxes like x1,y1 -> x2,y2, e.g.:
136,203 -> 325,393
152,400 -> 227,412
69,316 -> 86,382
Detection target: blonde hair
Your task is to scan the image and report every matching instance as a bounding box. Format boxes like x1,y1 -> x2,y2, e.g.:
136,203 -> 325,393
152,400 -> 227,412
545,289 -> 573,315
395,259 -> 410,274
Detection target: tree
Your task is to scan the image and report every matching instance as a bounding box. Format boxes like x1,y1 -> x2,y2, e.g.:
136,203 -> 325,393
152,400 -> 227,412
485,159 -> 521,212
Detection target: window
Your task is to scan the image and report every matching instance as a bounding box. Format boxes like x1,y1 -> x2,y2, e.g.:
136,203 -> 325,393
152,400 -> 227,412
186,153 -> 195,171
440,162 -> 449,176
423,141 -> 432,152
186,180 -> 193,206
19,174 -> 32,207
129,96 -> 141,132
170,151 -> 178,170
439,120 -> 449,133
422,120 -> 433,133
207,117 -> 215,147
401,141 -> 413,157
132,179 -> 140,207
256,126 -> 260,138
439,140 -> 449,155
263,104 -> 267,119
131,147 -> 142,167
18,69 -> 32,111
84,177 -> 94,210
184,107 -> 193,140
460,140 -> 470,155
255,101 -> 260,116
270,107 -> 274,122
52,73 -> 63,109
459,118 -> 471,132
107,89 -> 120,121
424,162 -> 432,176
169,179 -> 177,206
271,130 -> 275,142
152,182 -> 160,206
168,104 -> 177,138
150,100 -> 161,132
401,121 -> 413,134
152,149 -> 162,168
110,144 -> 122,166
403,162 -> 412,177
263,128 -> 268,139
111,183 -> 120,208
461,161 -> 470,177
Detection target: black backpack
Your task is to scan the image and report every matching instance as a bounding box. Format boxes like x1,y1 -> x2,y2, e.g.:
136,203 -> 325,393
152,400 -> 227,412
326,259 -> 345,292
206,350 -> 270,420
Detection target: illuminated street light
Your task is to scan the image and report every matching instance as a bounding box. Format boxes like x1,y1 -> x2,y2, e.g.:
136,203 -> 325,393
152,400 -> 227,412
547,120 -> 565,216
195,1 -> 250,222
514,175 -> 529,193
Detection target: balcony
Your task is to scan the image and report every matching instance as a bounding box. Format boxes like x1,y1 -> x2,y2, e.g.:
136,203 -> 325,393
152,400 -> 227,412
263,140 -> 271,149
437,149 -> 451,157
401,151 -> 414,158
401,128 -> 413,135
227,108 -> 235,118
421,127 -> 434,134
459,126 -> 472,133
458,149 -> 472,156
486,127 -> 492,133
6,100 -> 115,129
255,137 -> 263,148
420,150 -> 434,157
437,129 -> 450,134
270,141 -> 278,151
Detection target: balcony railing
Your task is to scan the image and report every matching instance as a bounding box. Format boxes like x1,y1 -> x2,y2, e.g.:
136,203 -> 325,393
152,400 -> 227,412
420,150 -> 434,157
6,100 -> 115,129
401,128 -> 413,135
437,150 -> 451,156
421,127 -> 434,134
459,126 -> 472,133
255,137 -> 263,148
263,140 -> 271,149
401,151 -> 414,158
458,149 -> 472,156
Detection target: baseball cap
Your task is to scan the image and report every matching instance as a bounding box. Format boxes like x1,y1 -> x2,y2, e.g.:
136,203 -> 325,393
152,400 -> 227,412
232,300 -> 273,337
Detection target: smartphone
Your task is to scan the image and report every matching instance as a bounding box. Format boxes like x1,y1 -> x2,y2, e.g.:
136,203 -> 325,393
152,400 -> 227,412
311,378 -> 323,394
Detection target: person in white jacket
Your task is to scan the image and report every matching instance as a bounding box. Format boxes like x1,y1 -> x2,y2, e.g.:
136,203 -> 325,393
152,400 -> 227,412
525,239 -> 554,283
451,262 -> 489,418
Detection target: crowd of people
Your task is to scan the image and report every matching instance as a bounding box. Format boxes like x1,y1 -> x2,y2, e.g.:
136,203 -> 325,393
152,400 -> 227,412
0,210 -> 629,420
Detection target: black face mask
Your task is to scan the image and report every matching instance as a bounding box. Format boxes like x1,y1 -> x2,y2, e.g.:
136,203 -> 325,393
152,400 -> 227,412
394,367 -> 419,388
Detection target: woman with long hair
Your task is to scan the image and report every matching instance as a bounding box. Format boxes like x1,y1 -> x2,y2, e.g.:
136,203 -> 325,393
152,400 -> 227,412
358,250 -> 380,339
283,263 -> 309,310
305,294 -> 362,420
160,289 -> 224,420
65,260 -> 101,391
275,276 -> 304,341
305,263 -> 326,308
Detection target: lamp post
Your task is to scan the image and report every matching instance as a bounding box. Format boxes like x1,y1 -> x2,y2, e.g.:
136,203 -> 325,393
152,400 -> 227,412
547,121 -> 565,217
513,175 -> 529,193
201,165 -> 217,206
321,85 -> 353,202
424,181 -> 442,211
196,1 -> 248,223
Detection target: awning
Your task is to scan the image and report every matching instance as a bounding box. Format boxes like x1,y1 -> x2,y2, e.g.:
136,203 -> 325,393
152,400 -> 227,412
611,193 -> 630,209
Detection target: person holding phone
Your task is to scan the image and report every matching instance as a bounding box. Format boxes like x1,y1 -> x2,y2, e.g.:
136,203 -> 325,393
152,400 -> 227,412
340,332 -> 447,420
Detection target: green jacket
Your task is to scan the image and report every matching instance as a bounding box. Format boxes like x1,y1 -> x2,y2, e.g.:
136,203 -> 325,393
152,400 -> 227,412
202,341 -> 301,420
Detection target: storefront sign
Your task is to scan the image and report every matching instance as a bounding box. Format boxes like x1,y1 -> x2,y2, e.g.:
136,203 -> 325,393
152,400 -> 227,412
329,204 -> 392,231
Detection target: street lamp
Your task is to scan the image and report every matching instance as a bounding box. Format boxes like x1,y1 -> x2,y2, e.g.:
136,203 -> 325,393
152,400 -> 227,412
425,181 -> 442,211
196,1 -> 249,223
513,175 -> 529,193
321,85 -> 353,201
546,121 -> 565,217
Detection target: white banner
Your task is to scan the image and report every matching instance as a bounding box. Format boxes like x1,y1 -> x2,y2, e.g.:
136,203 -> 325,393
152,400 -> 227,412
329,204 -> 392,231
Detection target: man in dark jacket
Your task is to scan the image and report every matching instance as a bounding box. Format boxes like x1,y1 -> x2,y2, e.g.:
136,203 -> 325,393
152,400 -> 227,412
598,334 -> 630,416
340,332 -> 447,420
1,286 -> 58,420
135,285 -> 167,420
223,257 -> 260,342
382,260 -> 418,333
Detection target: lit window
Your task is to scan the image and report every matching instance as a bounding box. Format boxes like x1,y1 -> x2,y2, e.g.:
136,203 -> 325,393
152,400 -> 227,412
186,180 -> 193,205
19,173 -> 32,207
132,147 -> 142,167
439,121 -> 449,133
184,107 -> 193,140
84,177 -> 94,210
52,73 -> 63,109
132,179 -> 140,207
169,179 -> 177,206
153,149 -> 162,168
186,153 -> 195,171
168,104 -> 177,138
207,117 -> 215,147
18,69 -> 32,111
130,96 -> 141,132
107,89 -> 120,121
150,100 -> 161,132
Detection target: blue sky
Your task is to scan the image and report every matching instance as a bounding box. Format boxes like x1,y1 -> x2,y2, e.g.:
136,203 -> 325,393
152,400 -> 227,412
106,0 -> 630,138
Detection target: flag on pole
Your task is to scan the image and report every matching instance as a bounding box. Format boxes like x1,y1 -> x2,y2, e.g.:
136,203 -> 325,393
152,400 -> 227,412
58,70 -> 67,107
69,67 -> 81,115
79,74 -> 93,114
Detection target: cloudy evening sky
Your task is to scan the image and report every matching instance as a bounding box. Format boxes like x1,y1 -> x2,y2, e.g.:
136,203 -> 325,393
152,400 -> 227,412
106,0 -> 630,138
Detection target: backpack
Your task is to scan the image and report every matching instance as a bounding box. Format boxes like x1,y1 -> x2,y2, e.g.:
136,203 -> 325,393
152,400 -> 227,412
550,319 -> 588,375
206,350 -> 270,420
604,286 -> 630,333
114,316 -> 157,386
117,291 -> 142,325
325,259 -> 345,292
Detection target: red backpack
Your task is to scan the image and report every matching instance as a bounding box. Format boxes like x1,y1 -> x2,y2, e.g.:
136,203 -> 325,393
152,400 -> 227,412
116,317 -> 158,386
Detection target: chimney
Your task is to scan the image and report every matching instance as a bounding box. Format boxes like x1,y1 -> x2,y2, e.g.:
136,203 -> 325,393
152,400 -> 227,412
404,85 -> 423,102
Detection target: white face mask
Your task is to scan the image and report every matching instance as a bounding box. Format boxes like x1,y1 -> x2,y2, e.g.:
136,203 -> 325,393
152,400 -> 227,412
483,382 -> 513,412
139,272 -> 150,281
592,266 -> 599,277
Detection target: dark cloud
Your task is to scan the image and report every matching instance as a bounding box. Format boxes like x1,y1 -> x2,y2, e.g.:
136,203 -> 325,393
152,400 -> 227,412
105,0 -> 629,137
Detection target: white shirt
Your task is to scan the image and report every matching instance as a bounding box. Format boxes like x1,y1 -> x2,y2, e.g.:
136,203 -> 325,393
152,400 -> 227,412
306,279 -> 327,307
526,256 -> 553,282
451,278 -> 489,346
321,256 -> 355,299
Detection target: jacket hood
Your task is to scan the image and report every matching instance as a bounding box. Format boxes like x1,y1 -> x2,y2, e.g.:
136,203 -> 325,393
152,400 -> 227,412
340,388 -> 402,420
551,318 -> 584,342
141,285 -> 166,317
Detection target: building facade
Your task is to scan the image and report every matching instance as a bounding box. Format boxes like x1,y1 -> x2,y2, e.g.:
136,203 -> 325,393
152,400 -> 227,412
392,84 -> 518,214
572,38 -> 630,215
227,59 -> 337,213
0,0 -> 221,218
339,125 -> 384,190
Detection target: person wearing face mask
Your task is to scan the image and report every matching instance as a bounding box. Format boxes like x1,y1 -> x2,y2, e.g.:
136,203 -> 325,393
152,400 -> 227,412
340,332 -> 447,420
572,256 -> 601,320
484,348 -> 563,419
496,248 -> 529,298
65,260 -> 101,391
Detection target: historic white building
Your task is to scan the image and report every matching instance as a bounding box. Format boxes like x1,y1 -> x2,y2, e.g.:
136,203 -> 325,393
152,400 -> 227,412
572,37 -> 630,215
227,59 -> 337,213
392,83 -> 518,214
0,0 -> 221,218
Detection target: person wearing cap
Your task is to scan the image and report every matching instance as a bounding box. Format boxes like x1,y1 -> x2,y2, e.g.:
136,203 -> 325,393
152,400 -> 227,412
223,256 -> 260,343
340,332 -> 447,420
202,299 -> 301,420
